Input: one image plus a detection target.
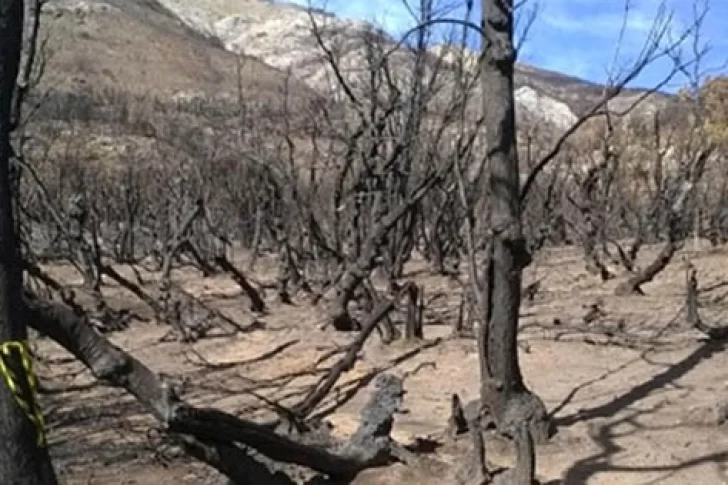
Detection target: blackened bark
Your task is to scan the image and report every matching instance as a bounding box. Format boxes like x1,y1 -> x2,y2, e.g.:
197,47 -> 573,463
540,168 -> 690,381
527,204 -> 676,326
447,394 -> 468,437
214,255 -> 266,313
160,198 -> 203,282
23,294 -> 409,480
579,163 -> 614,280
100,263 -> 164,317
23,295 -> 173,421
613,235 -> 677,295
456,404 -> 490,485
480,0 -> 549,454
615,148 -> 712,296
179,437 -> 296,485
328,171 -> 446,330
491,422 -> 535,485
685,266 -> 728,340
404,284 -> 423,340
294,285 -> 408,418
0,1 -> 58,481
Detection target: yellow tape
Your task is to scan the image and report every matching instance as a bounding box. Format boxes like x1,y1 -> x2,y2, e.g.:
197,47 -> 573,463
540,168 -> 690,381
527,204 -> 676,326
0,340 -> 46,446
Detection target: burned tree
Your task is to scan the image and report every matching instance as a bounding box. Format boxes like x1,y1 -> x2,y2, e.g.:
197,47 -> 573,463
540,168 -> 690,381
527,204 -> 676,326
614,145 -> 712,295
453,0 -> 703,481
22,292 -> 417,483
3,0 -> 717,483
301,8 -> 482,331
475,0 -> 550,481
563,76 -> 716,296
0,0 -> 58,482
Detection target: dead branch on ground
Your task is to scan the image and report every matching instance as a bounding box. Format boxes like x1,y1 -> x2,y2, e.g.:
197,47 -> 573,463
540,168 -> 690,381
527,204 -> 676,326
25,293 -> 415,481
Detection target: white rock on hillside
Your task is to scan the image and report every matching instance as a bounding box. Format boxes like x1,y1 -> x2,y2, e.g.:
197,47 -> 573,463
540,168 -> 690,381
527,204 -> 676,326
515,86 -> 578,130
155,0 -> 578,129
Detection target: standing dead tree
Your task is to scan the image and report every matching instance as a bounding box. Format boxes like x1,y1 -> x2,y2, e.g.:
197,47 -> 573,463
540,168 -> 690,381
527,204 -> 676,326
5,3 -> 450,480
515,2 -> 709,290
8,0 -> 720,482
19,120 -> 278,338
302,7 -> 482,332
0,0 -> 58,482
466,2 -> 549,483
614,145 -> 713,295
559,6 -> 716,295
433,0 -> 712,483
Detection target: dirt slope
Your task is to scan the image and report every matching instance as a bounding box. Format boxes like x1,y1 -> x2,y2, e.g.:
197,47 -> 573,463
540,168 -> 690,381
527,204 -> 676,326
41,0 -> 314,101
156,0 -> 670,125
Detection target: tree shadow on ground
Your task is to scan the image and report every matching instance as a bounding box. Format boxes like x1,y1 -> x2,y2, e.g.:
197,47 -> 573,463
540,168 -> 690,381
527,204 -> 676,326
562,412 -> 728,484
555,339 -> 725,427
553,338 -> 728,484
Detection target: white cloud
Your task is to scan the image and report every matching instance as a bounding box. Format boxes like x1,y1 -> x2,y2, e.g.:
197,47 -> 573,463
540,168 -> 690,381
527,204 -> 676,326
539,1 -> 658,37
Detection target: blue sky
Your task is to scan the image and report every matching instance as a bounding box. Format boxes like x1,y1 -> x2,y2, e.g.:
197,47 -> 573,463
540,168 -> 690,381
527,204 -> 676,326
285,0 -> 728,92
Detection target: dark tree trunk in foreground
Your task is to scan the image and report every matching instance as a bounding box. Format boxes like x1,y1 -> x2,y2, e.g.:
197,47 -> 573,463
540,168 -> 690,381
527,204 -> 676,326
480,0 -> 549,446
0,0 -> 58,482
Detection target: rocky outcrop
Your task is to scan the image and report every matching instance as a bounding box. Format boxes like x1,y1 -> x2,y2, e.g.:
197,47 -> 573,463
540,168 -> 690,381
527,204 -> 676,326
153,0 -> 668,130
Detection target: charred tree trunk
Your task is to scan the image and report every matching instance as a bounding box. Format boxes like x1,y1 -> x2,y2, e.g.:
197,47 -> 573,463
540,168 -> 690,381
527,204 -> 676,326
404,283 -> 423,340
578,164 -> 614,281
160,198 -> 203,283
614,148 -> 713,296
480,0 -> 549,460
0,1 -> 58,481
613,230 -> 677,296
23,293 -> 409,482
491,422 -> 535,485
327,172 -> 445,331
214,254 -> 266,313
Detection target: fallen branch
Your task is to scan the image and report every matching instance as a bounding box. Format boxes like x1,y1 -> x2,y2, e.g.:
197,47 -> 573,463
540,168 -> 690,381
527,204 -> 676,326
24,293 -> 409,481
293,282 -> 414,418
214,254 -> 267,313
184,339 -> 300,370
100,263 -> 164,317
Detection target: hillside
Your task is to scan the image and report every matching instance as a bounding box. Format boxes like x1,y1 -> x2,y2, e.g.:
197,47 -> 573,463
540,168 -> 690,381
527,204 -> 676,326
153,0 -> 671,128
28,0 -> 324,175
19,4 -> 728,485
40,0 -> 315,103
36,0 -> 672,135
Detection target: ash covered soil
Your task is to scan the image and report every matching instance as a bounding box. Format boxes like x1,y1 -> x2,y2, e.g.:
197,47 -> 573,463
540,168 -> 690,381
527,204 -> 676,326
39,243 -> 728,485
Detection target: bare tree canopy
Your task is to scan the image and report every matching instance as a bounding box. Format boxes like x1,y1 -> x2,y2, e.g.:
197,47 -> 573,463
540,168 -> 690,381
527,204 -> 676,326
0,0 -> 726,483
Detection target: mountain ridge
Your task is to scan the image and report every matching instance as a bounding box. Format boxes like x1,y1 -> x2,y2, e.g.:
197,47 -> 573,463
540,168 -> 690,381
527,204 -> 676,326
40,0 -> 671,131
150,0 -> 670,127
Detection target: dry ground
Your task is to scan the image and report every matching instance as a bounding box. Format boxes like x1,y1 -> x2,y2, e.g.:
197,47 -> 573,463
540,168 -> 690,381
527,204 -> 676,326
35,241 -> 728,484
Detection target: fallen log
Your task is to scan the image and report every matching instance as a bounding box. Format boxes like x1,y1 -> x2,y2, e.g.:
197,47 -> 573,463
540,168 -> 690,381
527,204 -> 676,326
24,292 -> 411,481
